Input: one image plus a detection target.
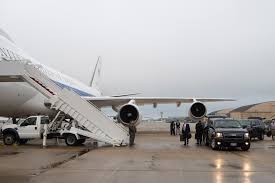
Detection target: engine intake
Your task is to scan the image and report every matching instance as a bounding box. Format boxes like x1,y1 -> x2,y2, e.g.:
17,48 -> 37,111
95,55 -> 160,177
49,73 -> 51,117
189,102 -> 207,119
118,104 -> 140,126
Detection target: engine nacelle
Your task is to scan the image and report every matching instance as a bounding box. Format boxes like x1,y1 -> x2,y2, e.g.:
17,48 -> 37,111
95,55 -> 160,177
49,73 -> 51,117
189,102 -> 207,120
118,103 -> 141,127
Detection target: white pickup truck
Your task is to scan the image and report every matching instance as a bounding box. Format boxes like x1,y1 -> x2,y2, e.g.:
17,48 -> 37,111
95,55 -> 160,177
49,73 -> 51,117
1,115 -> 86,146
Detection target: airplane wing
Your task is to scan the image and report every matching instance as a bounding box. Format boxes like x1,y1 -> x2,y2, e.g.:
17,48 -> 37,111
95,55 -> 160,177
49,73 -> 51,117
83,96 -> 235,108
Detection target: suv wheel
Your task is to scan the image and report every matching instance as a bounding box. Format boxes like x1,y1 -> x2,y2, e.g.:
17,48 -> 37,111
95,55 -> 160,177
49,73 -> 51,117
211,139 -> 217,150
241,144 -> 250,151
65,134 -> 78,146
258,133 -> 264,141
3,133 -> 16,145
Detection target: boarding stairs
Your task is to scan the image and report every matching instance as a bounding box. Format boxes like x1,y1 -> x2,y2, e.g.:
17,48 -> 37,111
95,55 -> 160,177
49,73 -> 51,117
0,60 -> 129,146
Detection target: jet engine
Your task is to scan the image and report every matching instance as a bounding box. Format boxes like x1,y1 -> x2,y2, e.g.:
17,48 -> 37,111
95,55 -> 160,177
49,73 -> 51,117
118,103 -> 141,127
189,102 -> 207,120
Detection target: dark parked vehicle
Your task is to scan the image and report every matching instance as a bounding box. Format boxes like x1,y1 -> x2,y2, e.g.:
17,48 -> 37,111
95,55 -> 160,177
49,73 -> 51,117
206,119 -> 250,151
239,119 -> 265,140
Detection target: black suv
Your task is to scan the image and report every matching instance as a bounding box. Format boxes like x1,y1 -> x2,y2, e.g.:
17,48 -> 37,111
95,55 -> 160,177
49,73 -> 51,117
239,119 -> 265,140
206,119 -> 250,151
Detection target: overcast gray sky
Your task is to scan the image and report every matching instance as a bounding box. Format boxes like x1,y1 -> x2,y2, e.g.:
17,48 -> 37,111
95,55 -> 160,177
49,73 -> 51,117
1,0 -> 275,117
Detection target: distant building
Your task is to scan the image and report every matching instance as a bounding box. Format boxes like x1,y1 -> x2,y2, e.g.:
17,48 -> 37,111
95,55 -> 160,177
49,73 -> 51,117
229,101 -> 275,120
208,108 -> 233,117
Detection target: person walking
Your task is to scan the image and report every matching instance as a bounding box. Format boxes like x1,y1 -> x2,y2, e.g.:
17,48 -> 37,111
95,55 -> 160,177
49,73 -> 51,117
271,119 -> 275,140
271,119 -> 275,129
170,121 -> 175,136
176,121 -> 180,135
129,125 -> 137,146
182,122 -> 191,146
195,121 -> 204,145
202,121 -> 208,144
173,121 -> 176,136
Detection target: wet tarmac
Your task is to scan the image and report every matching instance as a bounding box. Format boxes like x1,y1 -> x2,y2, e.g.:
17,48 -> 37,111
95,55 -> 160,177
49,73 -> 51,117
1,134 -> 275,183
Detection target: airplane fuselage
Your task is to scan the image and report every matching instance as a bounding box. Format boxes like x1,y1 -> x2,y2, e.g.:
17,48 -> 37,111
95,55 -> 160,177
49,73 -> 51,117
0,29 -> 101,118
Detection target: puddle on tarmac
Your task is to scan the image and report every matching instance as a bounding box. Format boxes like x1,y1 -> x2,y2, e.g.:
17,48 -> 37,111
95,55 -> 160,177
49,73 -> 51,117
0,151 -> 20,157
40,148 -> 90,171
209,163 -> 242,170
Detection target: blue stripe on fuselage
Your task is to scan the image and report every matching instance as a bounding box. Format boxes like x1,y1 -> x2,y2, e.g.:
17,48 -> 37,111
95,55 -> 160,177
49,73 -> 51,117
51,80 -> 94,97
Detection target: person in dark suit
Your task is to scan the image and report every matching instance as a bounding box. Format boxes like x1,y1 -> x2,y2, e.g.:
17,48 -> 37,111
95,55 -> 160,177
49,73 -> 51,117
129,125 -> 137,146
195,121 -> 204,145
170,121 -> 175,136
176,121 -> 180,135
182,122 -> 191,146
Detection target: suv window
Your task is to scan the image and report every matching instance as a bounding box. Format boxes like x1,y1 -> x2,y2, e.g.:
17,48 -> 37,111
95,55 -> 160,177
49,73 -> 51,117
214,120 -> 241,128
20,117 -> 37,126
239,120 -> 251,126
251,120 -> 257,126
41,117 -> 49,124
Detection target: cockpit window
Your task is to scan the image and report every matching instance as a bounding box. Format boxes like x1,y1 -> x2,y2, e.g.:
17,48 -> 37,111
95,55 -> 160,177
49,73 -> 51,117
0,29 -> 14,43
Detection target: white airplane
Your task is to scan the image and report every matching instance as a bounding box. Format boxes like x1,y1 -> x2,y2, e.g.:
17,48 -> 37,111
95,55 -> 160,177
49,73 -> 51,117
0,28 -> 233,126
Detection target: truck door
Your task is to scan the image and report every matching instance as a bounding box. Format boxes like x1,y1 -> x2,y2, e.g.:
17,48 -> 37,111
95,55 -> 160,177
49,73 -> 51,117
18,117 -> 40,139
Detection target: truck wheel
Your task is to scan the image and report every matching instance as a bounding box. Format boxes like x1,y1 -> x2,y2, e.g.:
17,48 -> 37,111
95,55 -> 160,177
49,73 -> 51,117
3,133 -> 16,145
65,134 -> 78,146
241,144 -> 250,151
258,133 -> 264,141
211,139 -> 217,150
19,139 -> 28,145
77,139 -> 86,145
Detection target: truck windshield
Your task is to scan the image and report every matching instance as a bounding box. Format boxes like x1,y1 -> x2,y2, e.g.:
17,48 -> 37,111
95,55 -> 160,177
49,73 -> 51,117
214,120 -> 241,128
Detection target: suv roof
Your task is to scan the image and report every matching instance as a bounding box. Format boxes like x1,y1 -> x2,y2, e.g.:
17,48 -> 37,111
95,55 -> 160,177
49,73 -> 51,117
207,115 -> 227,119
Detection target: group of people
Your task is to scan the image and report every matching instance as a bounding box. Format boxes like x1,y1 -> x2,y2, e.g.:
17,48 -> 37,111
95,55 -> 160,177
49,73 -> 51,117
170,120 -> 205,146
170,121 -> 181,135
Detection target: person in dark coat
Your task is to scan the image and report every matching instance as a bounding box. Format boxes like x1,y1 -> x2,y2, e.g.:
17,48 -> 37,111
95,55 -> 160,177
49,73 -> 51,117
170,121 -> 175,136
129,125 -> 137,146
182,122 -> 191,146
202,122 -> 208,144
176,121 -> 180,135
195,121 -> 204,145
